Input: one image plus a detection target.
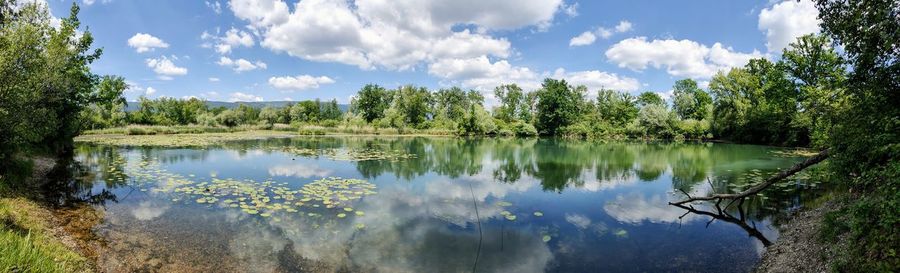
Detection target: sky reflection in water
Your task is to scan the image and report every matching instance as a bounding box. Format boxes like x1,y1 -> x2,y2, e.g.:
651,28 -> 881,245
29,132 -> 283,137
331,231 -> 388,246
72,137 -> 819,273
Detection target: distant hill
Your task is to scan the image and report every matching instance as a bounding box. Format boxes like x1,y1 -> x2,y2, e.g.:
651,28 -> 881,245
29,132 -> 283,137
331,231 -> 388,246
124,101 -> 350,112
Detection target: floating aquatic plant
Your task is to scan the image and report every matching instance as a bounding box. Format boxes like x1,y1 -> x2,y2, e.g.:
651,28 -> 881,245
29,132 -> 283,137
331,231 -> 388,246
533,211 -> 543,217
281,147 -> 416,162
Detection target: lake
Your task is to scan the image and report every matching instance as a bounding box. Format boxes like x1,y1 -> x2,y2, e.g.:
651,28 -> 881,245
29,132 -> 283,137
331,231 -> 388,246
64,137 -> 824,272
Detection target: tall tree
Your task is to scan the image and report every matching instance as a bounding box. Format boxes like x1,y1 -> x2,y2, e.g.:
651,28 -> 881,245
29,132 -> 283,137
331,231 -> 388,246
0,1 -> 101,161
781,34 -> 847,147
352,84 -> 389,123
535,79 -> 584,135
596,89 -> 639,126
494,84 -> 524,122
812,1 -> 900,270
636,92 -> 665,107
671,79 -> 712,120
393,85 -> 431,127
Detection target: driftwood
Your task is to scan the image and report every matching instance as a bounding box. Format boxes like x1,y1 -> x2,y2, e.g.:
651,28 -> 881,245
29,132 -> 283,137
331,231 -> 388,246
670,148 -> 830,206
671,202 -> 772,246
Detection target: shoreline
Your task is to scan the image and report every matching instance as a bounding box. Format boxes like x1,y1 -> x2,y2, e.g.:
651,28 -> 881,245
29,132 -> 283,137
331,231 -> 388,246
755,198 -> 846,272
0,155 -> 104,272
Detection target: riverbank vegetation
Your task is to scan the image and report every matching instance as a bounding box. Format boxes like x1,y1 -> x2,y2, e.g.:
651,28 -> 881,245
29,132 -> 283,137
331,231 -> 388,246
1,0 -> 898,271
1,2 -> 112,271
79,30 -> 850,148
0,198 -> 90,273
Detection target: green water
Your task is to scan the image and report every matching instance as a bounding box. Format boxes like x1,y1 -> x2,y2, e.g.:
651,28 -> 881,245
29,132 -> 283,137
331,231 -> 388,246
65,137 -> 823,272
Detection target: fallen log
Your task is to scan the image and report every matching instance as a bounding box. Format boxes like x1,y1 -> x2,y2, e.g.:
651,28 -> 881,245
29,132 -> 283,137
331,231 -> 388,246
670,148 -> 830,206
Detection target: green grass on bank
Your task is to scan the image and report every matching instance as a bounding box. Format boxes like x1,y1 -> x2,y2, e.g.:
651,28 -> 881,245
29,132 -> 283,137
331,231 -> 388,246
0,198 -> 90,273
81,124 -> 460,137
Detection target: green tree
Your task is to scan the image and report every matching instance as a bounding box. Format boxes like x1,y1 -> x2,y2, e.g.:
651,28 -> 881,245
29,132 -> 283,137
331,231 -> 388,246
813,1 -> 899,270
534,79 -> 584,135
636,92 -> 665,107
290,101 -> 319,123
81,75 -> 128,129
216,109 -> 241,127
0,1 -> 101,163
709,58 -> 800,145
352,84 -> 389,123
596,89 -> 639,126
320,99 -> 342,121
671,79 -> 712,120
258,106 -> 280,125
637,104 -> 678,138
494,84 -> 524,123
781,34 -> 847,147
392,85 -> 431,128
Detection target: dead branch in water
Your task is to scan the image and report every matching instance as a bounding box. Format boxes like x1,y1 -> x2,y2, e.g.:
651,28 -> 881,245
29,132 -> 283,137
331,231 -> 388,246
670,149 -> 830,206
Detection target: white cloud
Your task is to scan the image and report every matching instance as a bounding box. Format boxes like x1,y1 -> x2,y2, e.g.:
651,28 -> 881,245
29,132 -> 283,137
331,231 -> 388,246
205,1 -> 222,14
603,193 -> 696,224
614,20 -> 633,33
268,164 -> 332,178
569,20 -> 632,46
428,56 -> 540,91
561,2 -> 578,17
127,33 -> 169,53
569,31 -> 596,46
202,27 -> 255,54
758,0 -> 820,53
145,56 -> 187,77
81,0 -> 110,6
551,68 -> 640,93
565,213 -> 592,229
209,77 -> 221,82
124,81 -> 158,98
216,56 -> 267,72
229,0 -> 566,70
428,56 -> 639,96
268,74 -> 336,91
228,92 -> 263,102
605,37 -> 763,79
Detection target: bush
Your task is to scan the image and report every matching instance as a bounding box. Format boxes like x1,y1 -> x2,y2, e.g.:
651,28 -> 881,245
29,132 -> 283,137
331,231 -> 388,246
823,162 -> 900,272
319,120 -> 339,128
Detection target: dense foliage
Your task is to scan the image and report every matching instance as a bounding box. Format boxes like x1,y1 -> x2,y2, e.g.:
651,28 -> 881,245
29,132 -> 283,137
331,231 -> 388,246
811,0 -> 899,271
0,1 -> 125,174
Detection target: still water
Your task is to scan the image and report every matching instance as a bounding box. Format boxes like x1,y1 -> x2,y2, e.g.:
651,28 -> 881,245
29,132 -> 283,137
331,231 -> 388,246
69,137 -> 822,272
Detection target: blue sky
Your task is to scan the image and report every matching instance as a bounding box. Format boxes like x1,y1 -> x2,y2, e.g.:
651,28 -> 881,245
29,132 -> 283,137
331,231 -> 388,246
41,0 -> 820,104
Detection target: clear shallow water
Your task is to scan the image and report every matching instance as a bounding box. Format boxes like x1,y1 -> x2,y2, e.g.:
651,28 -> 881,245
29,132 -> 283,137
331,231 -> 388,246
67,137 -> 823,273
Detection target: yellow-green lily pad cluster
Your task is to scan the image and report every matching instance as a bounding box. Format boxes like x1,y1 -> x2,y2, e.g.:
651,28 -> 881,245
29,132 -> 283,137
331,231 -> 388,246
115,157 -> 378,221
281,147 -> 416,162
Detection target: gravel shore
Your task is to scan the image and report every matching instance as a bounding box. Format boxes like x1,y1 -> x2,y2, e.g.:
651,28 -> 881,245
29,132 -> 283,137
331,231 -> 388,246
755,200 -> 845,273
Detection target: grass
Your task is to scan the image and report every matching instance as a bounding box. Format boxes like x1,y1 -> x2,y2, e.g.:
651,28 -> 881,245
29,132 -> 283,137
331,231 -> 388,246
81,124 -> 460,137
0,198 -> 90,273
81,125 -> 237,135
75,130 -> 298,147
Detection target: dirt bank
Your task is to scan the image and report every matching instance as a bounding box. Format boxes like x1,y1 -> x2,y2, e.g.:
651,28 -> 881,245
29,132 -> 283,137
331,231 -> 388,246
755,199 -> 846,273
1,155 -> 105,272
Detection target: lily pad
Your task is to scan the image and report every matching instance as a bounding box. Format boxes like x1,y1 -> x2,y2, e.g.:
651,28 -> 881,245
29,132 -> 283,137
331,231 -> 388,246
533,211 -> 544,217
505,215 -> 517,221
542,235 -> 552,242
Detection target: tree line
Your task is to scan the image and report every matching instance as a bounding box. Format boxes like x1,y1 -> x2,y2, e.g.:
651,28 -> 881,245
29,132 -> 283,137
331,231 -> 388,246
78,31 -> 846,149
1,0 -> 897,270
